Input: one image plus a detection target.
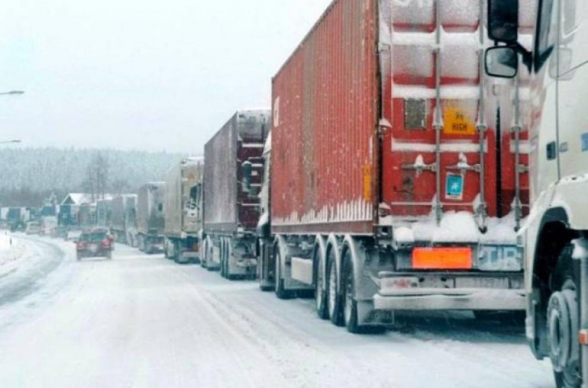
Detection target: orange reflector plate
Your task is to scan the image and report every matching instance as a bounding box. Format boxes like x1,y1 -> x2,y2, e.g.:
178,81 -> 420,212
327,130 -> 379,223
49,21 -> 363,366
580,330 -> 588,346
413,247 -> 473,270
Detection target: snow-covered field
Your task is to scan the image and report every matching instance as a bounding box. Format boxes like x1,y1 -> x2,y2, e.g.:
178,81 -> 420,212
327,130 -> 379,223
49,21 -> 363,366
0,239 -> 555,388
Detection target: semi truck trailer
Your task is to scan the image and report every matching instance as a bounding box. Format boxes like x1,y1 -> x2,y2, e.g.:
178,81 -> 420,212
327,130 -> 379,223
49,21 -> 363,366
484,0 -> 587,386
112,194 -> 138,245
137,182 -> 166,254
164,157 -> 204,264
254,0 -> 530,334
202,110 -> 270,278
96,199 -> 113,229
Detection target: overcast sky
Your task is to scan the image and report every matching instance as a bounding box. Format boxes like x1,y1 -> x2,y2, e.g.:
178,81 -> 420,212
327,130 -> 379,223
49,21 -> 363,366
0,0 -> 331,153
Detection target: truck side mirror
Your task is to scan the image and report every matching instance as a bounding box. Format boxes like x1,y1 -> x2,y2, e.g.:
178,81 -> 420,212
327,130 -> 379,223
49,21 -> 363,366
485,46 -> 518,78
242,161 -> 252,193
488,0 -> 519,43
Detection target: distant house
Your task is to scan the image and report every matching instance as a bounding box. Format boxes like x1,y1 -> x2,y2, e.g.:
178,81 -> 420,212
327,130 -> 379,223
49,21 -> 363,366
60,193 -> 94,206
61,193 -> 117,206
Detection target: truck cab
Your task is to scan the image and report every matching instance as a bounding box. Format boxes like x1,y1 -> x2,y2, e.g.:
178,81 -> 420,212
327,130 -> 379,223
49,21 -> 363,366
485,0 -> 588,386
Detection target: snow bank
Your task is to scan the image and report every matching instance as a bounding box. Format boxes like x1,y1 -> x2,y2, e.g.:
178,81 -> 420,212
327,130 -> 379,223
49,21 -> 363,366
0,235 -> 34,278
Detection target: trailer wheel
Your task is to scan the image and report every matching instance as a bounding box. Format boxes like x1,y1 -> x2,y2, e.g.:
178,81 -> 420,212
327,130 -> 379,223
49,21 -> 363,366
342,249 -> 362,333
220,240 -> 227,278
259,249 -> 274,292
173,241 -> 182,264
548,248 -> 581,388
315,247 -> 328,319
225,242 -> 237,281
274,248 -> 293,300
327,249 -> 343,327
206,243 -> 215,271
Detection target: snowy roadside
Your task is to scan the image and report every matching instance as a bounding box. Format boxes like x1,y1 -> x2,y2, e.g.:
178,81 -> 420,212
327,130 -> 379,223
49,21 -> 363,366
0,234 -> 35,279
0,235 -> 69,311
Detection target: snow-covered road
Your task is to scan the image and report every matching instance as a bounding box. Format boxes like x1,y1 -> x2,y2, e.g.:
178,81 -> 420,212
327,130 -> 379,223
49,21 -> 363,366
0,238 -> 555,388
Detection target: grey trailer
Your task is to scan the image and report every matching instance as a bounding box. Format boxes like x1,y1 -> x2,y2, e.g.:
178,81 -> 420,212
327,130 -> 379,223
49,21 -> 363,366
137,182 -> 165,254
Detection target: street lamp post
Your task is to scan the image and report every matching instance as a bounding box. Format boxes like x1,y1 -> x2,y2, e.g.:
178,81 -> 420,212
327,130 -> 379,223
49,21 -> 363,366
0,91 -> 24,96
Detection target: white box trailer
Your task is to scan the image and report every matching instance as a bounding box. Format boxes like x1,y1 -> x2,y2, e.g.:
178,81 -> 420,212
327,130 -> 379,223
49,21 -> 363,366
111,194 -> 138,245
163,157 -> 204,264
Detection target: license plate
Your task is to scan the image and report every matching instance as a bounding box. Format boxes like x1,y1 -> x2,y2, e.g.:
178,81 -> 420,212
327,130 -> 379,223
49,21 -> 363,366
90,244 -> 98,252
477,246 -> 523,271
455,277 -> 509,289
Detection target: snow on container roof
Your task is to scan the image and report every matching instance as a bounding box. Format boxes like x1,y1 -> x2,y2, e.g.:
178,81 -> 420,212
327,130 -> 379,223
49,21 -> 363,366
236,109 -> 271,141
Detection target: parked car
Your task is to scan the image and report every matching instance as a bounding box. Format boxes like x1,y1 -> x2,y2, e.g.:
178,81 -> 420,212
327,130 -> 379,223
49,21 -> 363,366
76,229 -> 114,260
25,221 -> 41,235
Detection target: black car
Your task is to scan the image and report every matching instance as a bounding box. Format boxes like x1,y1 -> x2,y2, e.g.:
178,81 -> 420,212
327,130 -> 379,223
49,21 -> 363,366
76,229 -> 114,260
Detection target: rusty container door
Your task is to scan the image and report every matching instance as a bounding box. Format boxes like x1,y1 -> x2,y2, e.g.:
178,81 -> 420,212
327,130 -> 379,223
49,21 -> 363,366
379,0 -> 530,230
235,110 -> 270,232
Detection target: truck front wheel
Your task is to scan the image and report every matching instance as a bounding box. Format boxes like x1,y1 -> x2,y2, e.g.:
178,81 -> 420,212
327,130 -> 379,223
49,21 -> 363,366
548,248 -> 582,388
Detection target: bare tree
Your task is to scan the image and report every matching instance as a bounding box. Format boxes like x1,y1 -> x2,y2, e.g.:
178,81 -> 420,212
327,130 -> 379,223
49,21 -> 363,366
111,179 -> 130,196
82,153 -> 110,202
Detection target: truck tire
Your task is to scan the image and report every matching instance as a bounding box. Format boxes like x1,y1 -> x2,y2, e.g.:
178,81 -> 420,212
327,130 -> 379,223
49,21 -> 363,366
342,251 -> 360,333
548,248 -> 582,388
341,248 -> 385,334
315,249 -> 329,319
259,252 -> 274,291
274,249 -> 294,300
206,244 -> 216,271
173,241 -> 182,264
219,241 -> 226,278
225,242 -> 238,281
327,249 -> 344,327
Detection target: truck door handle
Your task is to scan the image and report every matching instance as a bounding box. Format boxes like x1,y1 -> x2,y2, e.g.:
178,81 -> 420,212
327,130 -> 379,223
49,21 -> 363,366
546,141 -> 557,161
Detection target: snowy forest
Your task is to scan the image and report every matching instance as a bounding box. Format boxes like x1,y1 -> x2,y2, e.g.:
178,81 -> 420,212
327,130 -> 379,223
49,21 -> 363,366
0,148 -> 185,206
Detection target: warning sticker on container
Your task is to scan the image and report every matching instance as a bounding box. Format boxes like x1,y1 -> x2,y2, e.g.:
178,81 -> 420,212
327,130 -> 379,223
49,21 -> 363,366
446,173 -> 464,200
443,105 -> 476,136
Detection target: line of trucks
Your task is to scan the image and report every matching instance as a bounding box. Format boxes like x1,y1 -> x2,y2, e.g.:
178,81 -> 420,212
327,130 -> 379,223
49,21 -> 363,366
49,0 -> 588,386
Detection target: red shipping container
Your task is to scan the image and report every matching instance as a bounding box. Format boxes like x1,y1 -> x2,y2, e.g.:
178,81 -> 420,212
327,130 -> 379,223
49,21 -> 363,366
271,0 -> 530,241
